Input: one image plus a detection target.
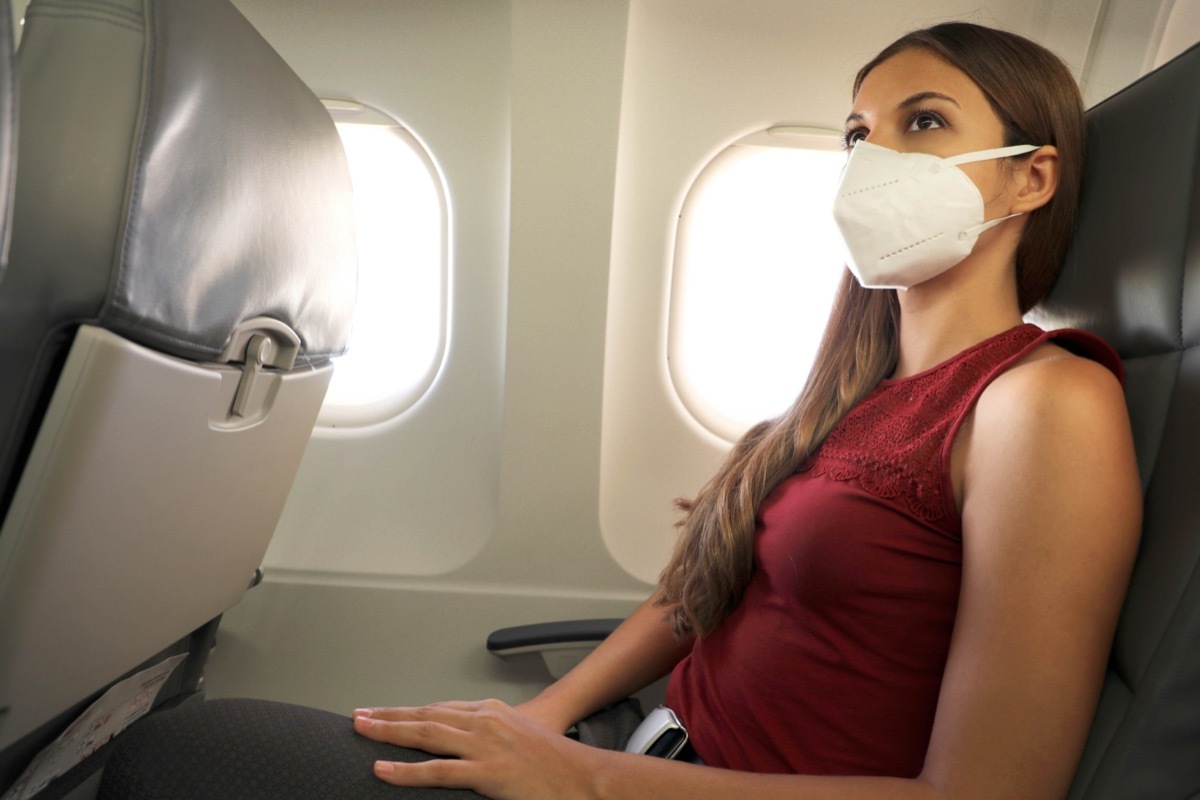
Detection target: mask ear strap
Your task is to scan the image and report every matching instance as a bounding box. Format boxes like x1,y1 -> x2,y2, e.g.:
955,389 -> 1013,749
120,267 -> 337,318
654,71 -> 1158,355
959,211 -> 1025,241
945,143 -> 1041,167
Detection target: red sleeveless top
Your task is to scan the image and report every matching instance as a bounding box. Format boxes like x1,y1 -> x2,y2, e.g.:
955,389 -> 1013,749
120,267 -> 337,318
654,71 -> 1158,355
665,324 -> 1122,776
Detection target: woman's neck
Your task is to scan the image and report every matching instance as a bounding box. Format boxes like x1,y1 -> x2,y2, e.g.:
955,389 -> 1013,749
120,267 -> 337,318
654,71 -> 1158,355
890,255 -> 1024,380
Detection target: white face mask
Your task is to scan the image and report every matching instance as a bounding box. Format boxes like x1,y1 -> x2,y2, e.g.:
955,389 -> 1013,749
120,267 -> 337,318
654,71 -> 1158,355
831,140 -> 1042,290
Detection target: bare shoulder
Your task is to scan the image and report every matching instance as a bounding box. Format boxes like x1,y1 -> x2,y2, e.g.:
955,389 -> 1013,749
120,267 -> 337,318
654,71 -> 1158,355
964,342 -> 1141,542
976,342 -> 1129,444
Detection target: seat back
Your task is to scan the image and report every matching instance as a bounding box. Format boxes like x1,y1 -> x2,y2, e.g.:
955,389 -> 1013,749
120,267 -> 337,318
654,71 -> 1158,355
0,0 -> 356,788
0,0 -> 12,278
1027,41 -> 1200,799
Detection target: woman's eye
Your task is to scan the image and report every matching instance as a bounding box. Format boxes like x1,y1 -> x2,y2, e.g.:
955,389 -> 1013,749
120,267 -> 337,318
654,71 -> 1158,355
841,128 -> 867,149
908,111 -> 945,132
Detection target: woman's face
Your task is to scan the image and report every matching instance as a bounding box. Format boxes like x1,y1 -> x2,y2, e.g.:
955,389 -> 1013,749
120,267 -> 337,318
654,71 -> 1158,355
843,47 -> 1015,213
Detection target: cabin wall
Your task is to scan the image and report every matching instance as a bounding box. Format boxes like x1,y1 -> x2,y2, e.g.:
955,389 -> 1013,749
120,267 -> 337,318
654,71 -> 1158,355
205,0 -> 647,713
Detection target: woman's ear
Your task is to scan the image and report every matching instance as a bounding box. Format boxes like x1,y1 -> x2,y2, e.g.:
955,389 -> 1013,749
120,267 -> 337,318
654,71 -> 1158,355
1010,145 -> 1060,213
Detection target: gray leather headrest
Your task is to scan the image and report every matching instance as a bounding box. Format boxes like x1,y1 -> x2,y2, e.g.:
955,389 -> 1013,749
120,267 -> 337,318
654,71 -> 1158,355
11,0 -> 356,363
0,0 -> 356,510
1033,42 -> 1199,356
1029,41 -> 1200,485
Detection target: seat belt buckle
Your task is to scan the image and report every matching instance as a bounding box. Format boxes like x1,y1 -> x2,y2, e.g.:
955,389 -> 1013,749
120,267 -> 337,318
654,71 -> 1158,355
623,706 -> 689,759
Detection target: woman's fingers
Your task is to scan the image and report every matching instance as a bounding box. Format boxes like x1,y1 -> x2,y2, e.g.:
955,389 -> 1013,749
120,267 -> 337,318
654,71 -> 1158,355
353,712 -> 478,756
353,699 -> 527,759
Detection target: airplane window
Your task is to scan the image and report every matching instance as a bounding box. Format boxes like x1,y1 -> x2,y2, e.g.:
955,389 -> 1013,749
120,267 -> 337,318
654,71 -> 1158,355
317,102 -> 448,427
668,128 -> 846,441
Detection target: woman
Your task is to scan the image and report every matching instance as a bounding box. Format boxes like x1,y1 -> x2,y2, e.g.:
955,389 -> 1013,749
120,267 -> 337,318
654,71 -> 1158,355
102,21 -> 1141,800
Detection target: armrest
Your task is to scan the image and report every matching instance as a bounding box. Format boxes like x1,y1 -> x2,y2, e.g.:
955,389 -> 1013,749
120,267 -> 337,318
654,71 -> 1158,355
486,619 -> 622,679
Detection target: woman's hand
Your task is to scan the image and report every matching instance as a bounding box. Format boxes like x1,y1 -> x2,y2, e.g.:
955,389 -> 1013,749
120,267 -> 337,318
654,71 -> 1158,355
352,699 -> 603,799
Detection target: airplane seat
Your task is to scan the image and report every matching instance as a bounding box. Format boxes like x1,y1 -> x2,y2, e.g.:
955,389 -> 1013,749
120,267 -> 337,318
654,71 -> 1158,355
0,0 -> 12,282
1025,39 -> 1200,800
489,41 -> 1200,796
0,0 -> 356,793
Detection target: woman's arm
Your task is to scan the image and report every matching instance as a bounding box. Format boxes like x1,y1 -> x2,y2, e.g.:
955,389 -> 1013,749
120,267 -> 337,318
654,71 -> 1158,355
515,592 -> 695,733
915,353 -> 1141,799
354,354 -> 1141,799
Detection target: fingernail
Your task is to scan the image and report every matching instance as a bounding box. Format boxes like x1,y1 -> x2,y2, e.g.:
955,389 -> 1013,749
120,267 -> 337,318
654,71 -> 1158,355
355,716 -> 374,729
353,708 -> 372,718
375,761 -> 395,776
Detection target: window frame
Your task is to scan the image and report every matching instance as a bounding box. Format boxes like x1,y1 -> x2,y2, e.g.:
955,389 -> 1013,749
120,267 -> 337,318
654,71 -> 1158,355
666,126 -> 846,441
316,100 -> 451,429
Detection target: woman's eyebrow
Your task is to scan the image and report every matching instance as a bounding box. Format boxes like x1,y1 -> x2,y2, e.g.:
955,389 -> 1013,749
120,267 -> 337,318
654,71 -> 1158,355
845,91 -> 961,127
898,91 -> 960,110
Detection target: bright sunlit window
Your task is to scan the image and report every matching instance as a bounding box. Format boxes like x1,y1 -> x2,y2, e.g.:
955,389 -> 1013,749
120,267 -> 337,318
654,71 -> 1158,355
318,102 -> 448,428
668,128 -> 846,441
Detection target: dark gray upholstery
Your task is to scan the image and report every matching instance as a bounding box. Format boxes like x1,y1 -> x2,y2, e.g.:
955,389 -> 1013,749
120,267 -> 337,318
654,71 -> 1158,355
100,700 -> 480,800
1027,42 -> 1200,800
0,0 -> 13,277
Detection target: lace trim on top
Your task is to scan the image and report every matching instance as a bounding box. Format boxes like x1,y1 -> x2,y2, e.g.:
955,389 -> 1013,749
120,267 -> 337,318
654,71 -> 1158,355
798,324 -> 1043,525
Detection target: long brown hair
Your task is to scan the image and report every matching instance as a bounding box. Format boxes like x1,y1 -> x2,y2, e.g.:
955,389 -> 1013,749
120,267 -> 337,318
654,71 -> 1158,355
656,22 -> 1086,638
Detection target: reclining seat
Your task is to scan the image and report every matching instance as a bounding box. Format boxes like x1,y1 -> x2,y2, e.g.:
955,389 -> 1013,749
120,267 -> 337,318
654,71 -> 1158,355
0,0 -> 356,790
0,0 -> 12,282
1027,40 -> 1200,800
